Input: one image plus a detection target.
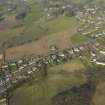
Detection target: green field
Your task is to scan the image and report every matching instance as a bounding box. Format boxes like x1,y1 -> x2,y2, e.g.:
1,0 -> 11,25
71,34 -> 91,45
10,59 -> 86,105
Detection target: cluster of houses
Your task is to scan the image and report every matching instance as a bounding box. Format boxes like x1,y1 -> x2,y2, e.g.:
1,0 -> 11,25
75,3 -> 105,65
76,3 -> 105,39
43,0 -> 75,19
0,0 -> 31,24
90,48 -> 105,66
90,30 -> 105,38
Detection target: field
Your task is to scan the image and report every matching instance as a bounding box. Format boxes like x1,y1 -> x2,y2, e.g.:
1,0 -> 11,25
71,34 -> 91,45
0,0 -> 94,57
0,0 -> 80,48
6,23 -> 79,58
10,60 -> 105,105
0,13 -> 80,57
10,58 -> 105,105
0,1 -> 43,47
10,59 -> 86,105
2,0 -> 104,58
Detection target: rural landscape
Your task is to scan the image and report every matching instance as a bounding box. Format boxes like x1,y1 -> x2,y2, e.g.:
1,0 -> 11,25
0,0 -> 105,105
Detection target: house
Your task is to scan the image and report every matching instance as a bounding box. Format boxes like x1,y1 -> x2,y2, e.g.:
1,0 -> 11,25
90,51 -> 96,57
90,58 -> 96,63
27,70 -> 33,75
99,50 -> 105,55
96,61 -> 105,66
79,46 -> 85,51
18,60 -> 23,64
74,47 -> 80,52
0,98 -> 6,105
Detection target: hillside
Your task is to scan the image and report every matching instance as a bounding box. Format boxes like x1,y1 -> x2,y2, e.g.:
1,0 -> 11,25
0,0 -> 97,50
0,0 -> 82,56
0,1 -> 105,105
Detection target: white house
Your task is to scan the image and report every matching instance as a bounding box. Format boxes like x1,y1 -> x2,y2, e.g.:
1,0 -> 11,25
99,51 -> 105,55
96,61 -> 105,66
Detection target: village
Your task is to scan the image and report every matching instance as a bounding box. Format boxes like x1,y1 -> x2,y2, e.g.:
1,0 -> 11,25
0,0 -> 105,105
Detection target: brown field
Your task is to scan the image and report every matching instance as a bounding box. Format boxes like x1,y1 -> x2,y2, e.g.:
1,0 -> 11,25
6,28 -> 77,59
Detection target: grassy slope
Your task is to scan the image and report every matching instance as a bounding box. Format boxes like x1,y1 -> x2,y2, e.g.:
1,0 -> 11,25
0,1 -> 43,46
0,0 -> 93,48
0,0 -> 104,48
0,0 -> 86,56
10,59 -> 86,105
0,3 -> 79,49
6,25 -> 78,58
22,16 -> 79,41
71,34 -> 90,45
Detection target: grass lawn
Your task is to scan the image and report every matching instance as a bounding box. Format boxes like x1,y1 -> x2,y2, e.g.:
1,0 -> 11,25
10,59 -> 86,105
71,34 -> 91,45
